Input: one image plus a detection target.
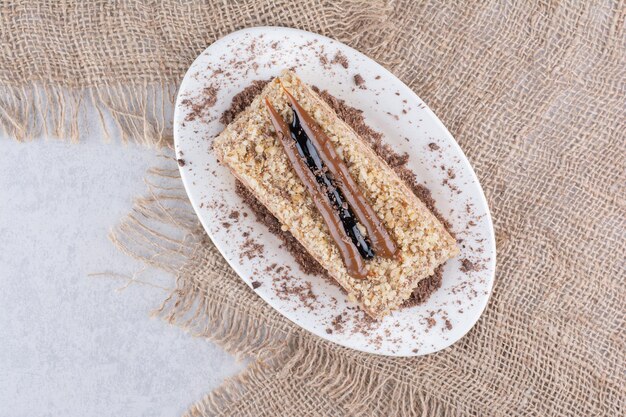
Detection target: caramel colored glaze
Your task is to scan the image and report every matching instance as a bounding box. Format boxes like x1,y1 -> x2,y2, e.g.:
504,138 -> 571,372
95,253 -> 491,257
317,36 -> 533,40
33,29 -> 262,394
265,98 -> 368,279
282,88 -> 398,259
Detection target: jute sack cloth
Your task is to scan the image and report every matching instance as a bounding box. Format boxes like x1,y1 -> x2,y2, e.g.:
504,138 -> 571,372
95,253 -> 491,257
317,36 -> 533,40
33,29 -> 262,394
1,1 -> 623,415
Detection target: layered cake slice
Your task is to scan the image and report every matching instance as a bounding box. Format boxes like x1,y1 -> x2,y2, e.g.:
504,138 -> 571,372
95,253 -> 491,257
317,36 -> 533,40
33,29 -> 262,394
213,70 -> 458,318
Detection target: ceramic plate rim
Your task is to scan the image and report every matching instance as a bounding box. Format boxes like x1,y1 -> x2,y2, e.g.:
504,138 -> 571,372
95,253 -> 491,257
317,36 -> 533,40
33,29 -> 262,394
173,26 -> 496,357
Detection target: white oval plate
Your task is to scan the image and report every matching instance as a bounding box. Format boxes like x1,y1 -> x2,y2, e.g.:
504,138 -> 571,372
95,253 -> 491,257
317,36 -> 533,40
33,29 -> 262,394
174,27 -> 495,356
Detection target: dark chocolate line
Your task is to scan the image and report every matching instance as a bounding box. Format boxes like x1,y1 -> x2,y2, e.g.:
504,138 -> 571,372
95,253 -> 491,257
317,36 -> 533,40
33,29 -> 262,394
265,98 -> 368,279
289,108 -> 375,259
282,88 -> 398,259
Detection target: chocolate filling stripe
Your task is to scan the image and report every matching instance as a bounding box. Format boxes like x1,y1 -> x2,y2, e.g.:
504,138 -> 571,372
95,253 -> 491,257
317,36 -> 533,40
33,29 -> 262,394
282,88 -> 398,259
289,107 -> 374,260
265,98 -> 368,279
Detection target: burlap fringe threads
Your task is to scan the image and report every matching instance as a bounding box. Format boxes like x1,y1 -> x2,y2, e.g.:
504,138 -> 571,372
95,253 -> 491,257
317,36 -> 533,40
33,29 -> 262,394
0,83 -> 177,145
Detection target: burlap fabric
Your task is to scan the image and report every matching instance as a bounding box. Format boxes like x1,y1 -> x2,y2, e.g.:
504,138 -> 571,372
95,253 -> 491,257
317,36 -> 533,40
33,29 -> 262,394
2,1 -> 624,415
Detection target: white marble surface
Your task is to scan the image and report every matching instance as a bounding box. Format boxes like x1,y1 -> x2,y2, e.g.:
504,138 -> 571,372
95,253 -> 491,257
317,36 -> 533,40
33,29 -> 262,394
0,135 -> 242,416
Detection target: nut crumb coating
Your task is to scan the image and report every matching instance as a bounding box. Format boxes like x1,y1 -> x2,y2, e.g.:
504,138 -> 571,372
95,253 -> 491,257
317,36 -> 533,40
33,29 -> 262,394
214,70 -> 459,318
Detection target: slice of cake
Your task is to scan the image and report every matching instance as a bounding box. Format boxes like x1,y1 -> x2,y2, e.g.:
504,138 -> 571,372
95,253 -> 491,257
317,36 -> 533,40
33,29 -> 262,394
214,70 -> 458,318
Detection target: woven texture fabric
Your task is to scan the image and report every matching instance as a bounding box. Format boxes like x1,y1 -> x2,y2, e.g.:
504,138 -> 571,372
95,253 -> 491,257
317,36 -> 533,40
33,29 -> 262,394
3,1 -> 624,415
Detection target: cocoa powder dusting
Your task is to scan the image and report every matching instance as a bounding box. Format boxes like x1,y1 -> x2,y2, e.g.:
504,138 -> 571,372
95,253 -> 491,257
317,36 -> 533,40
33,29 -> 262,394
353,74 -> 366,89
425,317 -> 436,329
182,86 -> 218,122
240,237 -> 264,260
460,258 -> 484,273
274,278 -> 318,310
331,313 -> 347,332
219,80 -> 270,125
331,51 -> 349,68
402,266 -> 443,307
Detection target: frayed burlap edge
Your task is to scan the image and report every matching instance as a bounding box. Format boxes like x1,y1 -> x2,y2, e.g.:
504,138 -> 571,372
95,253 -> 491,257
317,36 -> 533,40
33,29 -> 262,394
0,82 -> 176,145
110,162 -> 468,417
109,163 -> 295,361
0,0 -> 394,145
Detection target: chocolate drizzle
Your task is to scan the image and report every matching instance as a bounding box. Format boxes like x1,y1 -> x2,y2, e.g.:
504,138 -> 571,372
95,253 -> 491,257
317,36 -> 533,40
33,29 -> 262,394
282,88 -> 398,260
289,108 -> 374,260
265,98 -> 368,279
